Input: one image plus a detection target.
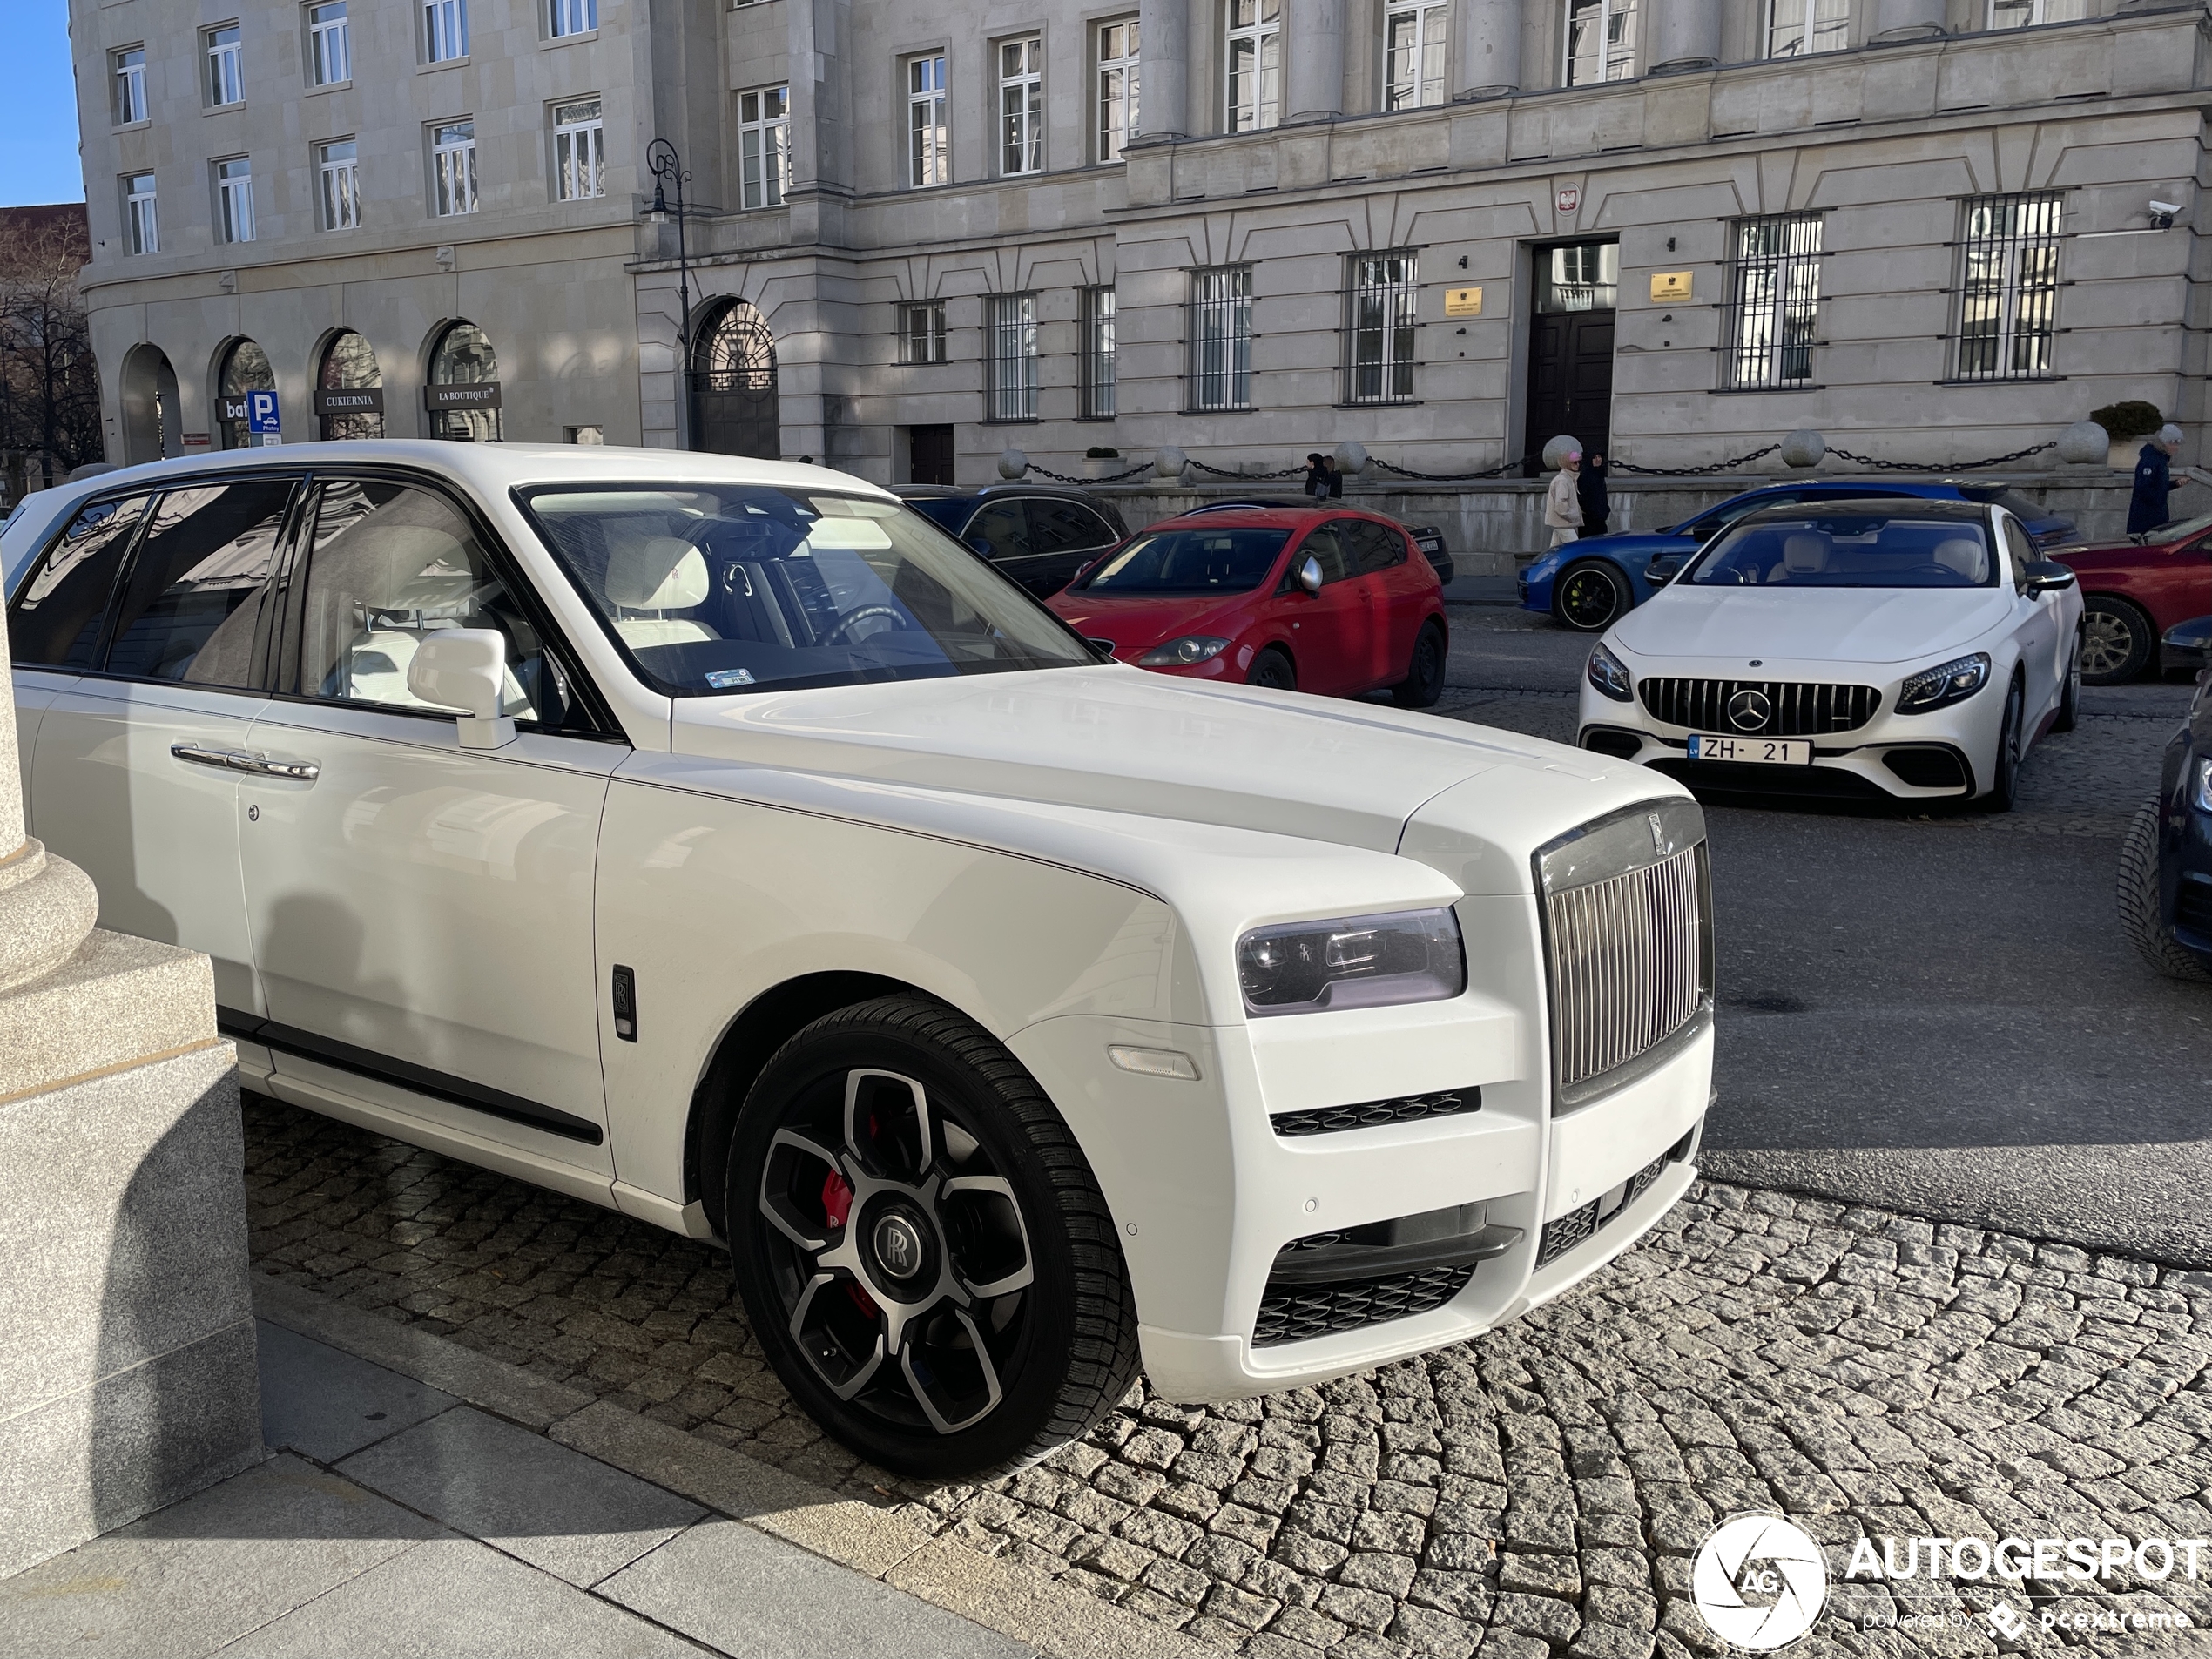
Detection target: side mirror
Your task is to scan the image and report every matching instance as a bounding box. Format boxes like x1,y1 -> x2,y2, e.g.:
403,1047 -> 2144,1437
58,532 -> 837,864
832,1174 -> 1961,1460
1297,556 -> 1324,595
2024,560 -> 2077,596
2163,615 -> 2212,666
1644,556 -> 1686,586
407,627 -> 515,749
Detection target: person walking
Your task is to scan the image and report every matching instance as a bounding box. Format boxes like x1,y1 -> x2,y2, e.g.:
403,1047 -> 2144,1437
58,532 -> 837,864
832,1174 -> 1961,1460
2128,424 -> 2190,537
1305,453 -> 1330,497
1544,448 -> 1585,548
1578,451 -> 1610,537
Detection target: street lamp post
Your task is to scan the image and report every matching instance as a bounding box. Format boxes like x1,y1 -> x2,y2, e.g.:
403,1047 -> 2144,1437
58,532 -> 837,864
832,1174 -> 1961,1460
646,138 -> 693,448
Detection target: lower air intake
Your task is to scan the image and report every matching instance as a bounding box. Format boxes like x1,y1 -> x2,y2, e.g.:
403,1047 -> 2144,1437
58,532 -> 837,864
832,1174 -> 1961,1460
1270,1089 -> 1480,1138
1536,1127 -> 1697,1267
1252,1265 -> 1477,1346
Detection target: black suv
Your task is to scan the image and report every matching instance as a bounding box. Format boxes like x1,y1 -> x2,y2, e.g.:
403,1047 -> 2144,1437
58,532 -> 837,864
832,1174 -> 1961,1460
2121,616 -> 2212,980
896,485 -> 1129,597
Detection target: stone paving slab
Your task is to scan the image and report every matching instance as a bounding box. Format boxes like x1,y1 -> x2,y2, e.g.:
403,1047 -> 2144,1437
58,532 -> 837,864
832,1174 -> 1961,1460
257,1319 -> 457,1464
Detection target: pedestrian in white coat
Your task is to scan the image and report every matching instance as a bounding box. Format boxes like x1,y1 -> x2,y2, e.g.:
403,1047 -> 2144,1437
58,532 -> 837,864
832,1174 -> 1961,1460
1545,449 -> 1585,549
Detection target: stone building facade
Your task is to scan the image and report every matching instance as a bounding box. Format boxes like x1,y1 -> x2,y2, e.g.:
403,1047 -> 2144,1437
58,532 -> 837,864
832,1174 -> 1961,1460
69,0 -> 2212,485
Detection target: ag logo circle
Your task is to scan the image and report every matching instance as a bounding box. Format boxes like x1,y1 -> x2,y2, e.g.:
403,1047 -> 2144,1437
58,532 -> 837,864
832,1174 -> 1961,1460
1691,1513 -> 1828,1650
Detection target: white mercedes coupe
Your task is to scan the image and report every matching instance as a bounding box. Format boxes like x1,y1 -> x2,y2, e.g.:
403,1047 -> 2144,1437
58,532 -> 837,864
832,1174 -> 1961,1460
1575,496 -> 2083,810
5,443 -> 1712,1477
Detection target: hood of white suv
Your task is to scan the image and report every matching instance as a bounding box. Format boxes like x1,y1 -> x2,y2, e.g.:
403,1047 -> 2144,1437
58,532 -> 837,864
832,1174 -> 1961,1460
1617,586 -> 2013,665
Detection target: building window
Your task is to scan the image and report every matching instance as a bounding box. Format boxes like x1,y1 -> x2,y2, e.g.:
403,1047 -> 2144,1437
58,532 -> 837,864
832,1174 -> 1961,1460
217,338 -> 276,448
428,320 -> 501,440
308,3 -> 351,84
550,0 -> 597,37
554,98 -> 604,199
908,55 -> 949,187
1000,37 -> 1043,176
986,293 -> 1040,421
1098,21 -> 1139,163
423,0 -> 469,63
112,47 -> 147,125
1386,3 -> 1448,110
317,138 -> 360,229
318,327 -> 384,439
1082,287 -> 1116,419
1723,213 -> 1822,389
1226,0 -> 1281,132
205,24 -> 245,106
1345,253 -> 1418,405
900,300 -> 948,364
123,172 -> 158,255
1990,0 -> 2084,25
1563,0 -> 1637,84
1189,265 -> 1254,411
216,157 -> 256,244
738,86 -> 790,209
1769,0 -> 1847,56
1536,243 -> 1618,311
1954,192 -> 2062,382
432,119 -> 478,216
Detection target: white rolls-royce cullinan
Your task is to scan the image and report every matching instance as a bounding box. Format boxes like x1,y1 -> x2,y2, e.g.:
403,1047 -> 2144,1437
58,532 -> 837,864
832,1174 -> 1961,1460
4,444 -> 1712,1476
1576,496 -> 2083,811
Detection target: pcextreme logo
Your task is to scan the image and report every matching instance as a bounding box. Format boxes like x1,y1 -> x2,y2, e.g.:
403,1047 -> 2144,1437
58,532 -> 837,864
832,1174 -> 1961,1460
1691,1514 -> 1829,1651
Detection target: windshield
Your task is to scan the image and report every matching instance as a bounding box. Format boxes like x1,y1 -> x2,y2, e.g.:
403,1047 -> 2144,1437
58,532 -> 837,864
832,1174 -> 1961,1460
2151,510 -> 2212,544
1689,514 -> 1998,589
520,485 -> 1096,695
1075,527 -> 1289,595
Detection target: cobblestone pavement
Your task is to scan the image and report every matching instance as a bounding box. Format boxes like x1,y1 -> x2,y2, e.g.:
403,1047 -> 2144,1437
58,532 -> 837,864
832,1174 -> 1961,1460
246,1096 -> 2212,1658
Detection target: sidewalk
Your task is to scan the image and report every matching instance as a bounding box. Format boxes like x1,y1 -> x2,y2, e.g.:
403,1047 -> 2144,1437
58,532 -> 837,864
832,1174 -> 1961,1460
0,1284 -> 1197,1659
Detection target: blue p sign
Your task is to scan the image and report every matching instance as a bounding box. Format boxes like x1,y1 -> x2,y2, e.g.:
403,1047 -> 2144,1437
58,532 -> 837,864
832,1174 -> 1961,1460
247,390 -> 280,435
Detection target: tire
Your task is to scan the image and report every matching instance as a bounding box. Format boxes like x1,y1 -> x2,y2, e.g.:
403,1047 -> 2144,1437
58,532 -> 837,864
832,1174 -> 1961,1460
1247,647 -> 1297,691
1551,560 -> 1631,633
1391,619 -> 1447,709
2052,635 -> 2081,734
1973,678 -> 2025,813
727,995 -> 1141,1480
2120,797 -> 2212,981
2080,596 -> 2154,685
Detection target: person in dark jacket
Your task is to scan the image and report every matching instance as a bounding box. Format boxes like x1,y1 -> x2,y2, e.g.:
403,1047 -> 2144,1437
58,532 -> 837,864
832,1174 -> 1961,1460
2129,425 -> 2189,536
1578,452 -> 1610,537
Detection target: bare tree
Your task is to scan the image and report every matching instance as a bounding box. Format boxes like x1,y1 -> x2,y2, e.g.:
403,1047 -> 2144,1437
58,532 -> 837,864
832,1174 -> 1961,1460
0,206 -> 103,500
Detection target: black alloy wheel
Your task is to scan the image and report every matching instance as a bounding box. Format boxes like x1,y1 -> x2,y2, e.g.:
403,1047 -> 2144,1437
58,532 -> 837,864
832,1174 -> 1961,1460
2119,798 -> 2212,981
1247,647 -> 1297,691
1392,620 -> 1448,709
2080,596 -> 2153,685
729,996 -> 1139,1479
1975,678 -> 2025,814
1552,560 -> 1631,633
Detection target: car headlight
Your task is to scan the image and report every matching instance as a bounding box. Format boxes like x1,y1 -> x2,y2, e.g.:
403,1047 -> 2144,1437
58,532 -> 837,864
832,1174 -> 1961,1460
1588,642 -> 1634,702
1237,908 -> 1467,1017
1137,635 -> 1232,666
1896,652 -> 1991,714
2194,755 -> 2212,814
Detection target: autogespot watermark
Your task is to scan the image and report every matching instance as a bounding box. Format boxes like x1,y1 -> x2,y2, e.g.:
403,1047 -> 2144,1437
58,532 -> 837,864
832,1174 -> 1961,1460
1691,1514 -> 2203,1651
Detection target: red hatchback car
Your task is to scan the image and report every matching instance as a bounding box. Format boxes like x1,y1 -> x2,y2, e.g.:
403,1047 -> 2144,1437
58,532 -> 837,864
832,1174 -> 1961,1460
1047,506 -> 1449,705
2056,510 -> 2212,683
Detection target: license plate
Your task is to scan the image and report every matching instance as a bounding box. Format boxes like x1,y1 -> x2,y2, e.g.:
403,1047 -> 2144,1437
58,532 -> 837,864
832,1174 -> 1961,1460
1687,733 -> 1812,765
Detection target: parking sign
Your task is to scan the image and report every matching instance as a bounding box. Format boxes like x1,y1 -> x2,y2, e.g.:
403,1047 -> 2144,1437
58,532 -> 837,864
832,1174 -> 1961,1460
247,389 -> 281,442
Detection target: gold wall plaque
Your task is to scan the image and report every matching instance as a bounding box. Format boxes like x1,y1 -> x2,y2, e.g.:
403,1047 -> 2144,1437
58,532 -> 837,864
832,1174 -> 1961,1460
1443,287 -> 1483,317
1649,271 -> 1693,301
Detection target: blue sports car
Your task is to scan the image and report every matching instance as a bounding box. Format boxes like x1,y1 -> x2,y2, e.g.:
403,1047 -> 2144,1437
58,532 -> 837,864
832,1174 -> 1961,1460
1519,479 -> 2080,632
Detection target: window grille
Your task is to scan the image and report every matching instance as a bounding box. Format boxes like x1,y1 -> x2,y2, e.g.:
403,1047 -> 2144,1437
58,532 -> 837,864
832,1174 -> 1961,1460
908,56 -> 949,187
1098,22 -> 1139,163
554,98 -> 604,200
317,139 -> 359,230
1989,0 -> 2084,25
1563,0 -> 1637,84
1723,213 -> 1821,389
206,24 -> 245,105
432,119 -> 478,217
423,0 -> 469,63
738,87 -> 790,209
216,157 -> 255,245
1082,287 -> 1116,419
986,293 -> 1039,421
1000,37 -> 1042,176
549,0 -> 596,37
1345,253 -> 1419,405
1386,3 -> 1448,110
308,3 -> 351,84
1226,0 -> 1281,132
1768,0 -> 1847,56
1189,266 -> 1254,412
1954,192 -> 2061,382
124,172 -> 158,256
900,301 -> 948,364
113,48 -> 147,125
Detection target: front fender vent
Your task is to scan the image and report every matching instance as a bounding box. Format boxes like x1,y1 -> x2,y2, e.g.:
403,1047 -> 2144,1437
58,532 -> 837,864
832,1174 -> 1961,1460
1270,1088 -> 1480,1138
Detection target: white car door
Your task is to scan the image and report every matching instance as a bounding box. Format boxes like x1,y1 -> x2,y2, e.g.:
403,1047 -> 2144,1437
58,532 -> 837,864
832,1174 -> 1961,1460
1999,514 -> 2062,720
16,479 -> 297,1016
239,474 -> 625,1175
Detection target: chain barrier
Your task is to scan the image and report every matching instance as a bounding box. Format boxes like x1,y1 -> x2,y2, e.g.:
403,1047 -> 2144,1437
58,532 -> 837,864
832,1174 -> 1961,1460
1022,461 -> 1153,484
1369,456 -> 1533,482
1184,459 -> 1311,480
1825,441 -> 2055,473
1608,446 -> 1783,476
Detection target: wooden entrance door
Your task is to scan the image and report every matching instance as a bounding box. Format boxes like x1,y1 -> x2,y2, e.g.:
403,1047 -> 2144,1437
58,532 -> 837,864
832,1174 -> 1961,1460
1525,309 -> 1614,471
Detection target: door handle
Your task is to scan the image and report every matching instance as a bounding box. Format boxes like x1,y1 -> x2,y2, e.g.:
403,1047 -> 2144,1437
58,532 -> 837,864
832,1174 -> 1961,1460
168,741 -> 320,782
171,741 -> 254,772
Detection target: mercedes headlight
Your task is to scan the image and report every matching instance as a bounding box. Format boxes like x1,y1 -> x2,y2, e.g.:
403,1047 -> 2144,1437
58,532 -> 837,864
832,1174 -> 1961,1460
1588,642 -> 1634,703
2194,755 -> 2212,813
1897,652 -> 1990,714
1237,908 -> 1467,1017
1137,636 -> 1232,666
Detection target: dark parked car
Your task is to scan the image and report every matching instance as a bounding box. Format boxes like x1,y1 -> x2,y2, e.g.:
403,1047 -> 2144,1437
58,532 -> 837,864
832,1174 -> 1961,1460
895,484 -> 1128,597
2121,615 -> 2212,980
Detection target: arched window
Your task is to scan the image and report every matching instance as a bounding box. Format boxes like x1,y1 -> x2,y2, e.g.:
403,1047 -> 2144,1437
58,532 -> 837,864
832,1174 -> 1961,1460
119,343 -> 180,464
690,300 -> 779,459
317,329 -> 385,440
216,338 -> 275,449
427,320 -> 501,442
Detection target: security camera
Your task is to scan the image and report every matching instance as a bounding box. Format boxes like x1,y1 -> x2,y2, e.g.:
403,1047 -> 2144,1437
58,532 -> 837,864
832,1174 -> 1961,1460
2151,199 -> 2184,229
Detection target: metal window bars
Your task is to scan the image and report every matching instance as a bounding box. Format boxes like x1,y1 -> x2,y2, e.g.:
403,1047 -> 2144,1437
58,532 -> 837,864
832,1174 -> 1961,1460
1953,192 -> 2062,383
1081,287 -> 1117,420
1345,253 -> 1420,406
1723,213 -> 1822,390
1189,266 -> 1254,412
985,293 -> 1039,422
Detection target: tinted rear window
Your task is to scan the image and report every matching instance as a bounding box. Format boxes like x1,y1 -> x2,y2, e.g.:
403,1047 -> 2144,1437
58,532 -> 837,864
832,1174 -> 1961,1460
1076,528 -> 1290,594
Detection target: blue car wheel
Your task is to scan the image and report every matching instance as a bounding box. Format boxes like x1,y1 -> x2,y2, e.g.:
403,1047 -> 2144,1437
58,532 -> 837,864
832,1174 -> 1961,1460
1552,558 -> 1632,633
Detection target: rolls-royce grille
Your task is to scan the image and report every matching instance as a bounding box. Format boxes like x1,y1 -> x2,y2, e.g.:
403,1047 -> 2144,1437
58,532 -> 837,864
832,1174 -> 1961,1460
1270,1089 -> 1480,1138
1537,799 -> 1713,1106
1638,677 -> 1880,736
1252,1265 -> 1476,1346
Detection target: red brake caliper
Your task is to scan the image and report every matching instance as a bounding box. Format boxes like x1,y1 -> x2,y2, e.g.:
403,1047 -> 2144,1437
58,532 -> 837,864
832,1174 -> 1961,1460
820,1170 -> 880,1318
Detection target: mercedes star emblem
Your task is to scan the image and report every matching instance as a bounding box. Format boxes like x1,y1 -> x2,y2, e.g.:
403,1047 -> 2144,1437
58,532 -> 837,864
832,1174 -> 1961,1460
1727,689 -> 1773,732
